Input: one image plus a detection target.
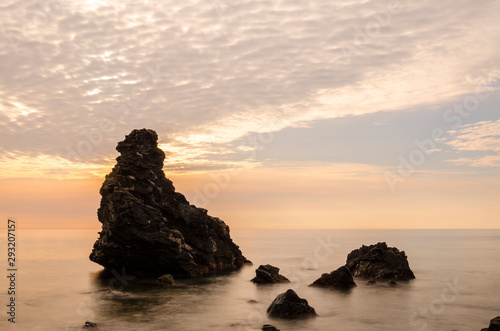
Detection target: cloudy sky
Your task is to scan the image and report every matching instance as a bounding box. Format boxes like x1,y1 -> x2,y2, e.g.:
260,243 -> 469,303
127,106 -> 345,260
1,0 -> 499,228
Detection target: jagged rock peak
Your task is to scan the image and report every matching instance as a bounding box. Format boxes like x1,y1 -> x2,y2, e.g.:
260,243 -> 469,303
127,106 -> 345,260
251,264 -> 290,284
345,242 -> 415,281
90,129 -> 249,277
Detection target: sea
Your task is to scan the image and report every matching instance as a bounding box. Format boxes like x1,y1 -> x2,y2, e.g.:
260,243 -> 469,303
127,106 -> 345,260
1,228 -> 499,331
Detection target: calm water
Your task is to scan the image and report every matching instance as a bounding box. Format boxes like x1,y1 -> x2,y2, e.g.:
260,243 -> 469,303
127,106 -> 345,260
1,229 -> 499,330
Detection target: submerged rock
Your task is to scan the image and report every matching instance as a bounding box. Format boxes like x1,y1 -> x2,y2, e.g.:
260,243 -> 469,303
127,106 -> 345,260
267,289 -> 317,319
309,265 -> 356,289
388,279 -> 398,286
83,321 -> 98,328
96,288 -> 129,298
262,324 -> 280,331
89,129 -> 249,277
482,316 -> 500,331
345,242 -> 415,281
156,274 -> 175,286
251,265 -> 290,284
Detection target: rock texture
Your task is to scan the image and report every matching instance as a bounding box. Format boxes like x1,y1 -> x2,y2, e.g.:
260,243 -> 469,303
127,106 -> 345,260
156,274 -> 175,286
251,265 -> 290,284
310,265 -> 356,289
267,289 -> 317,319
89,129 -> 248,277
482,316 -> 500,331
345,242 -> 415,280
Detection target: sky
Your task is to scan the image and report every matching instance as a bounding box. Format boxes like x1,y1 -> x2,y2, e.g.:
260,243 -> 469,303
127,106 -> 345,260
0,0 -> 499,229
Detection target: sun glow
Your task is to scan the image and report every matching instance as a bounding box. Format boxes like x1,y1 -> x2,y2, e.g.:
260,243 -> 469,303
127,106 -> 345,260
0,152 -> 110,180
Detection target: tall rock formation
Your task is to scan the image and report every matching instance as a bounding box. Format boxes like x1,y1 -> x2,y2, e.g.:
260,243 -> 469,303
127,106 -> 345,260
89,129 -> 248,277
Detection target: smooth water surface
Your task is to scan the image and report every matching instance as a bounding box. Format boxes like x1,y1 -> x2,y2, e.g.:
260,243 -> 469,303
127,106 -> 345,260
1,229 -> 499,330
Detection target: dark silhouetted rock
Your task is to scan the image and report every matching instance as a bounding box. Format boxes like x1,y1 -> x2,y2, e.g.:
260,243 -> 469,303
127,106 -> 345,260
89,129 -> 249,277
482,316 -> 500,331
309,265 -> 356,289
251,265 -> 290,284
83,321 -> 97,328
156,274 -> 175,286
345,242 -> 415,280
262,324 -> 280,331
267,289 -> 317,319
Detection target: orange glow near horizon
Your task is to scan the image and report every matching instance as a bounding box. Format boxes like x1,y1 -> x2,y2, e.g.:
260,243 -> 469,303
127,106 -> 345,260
2,164 -> 498,230
0,178 -> 102,229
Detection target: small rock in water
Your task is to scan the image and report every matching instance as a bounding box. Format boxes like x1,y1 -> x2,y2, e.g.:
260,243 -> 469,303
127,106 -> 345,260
262,324 -> 280,331
310,265 -> 356,289
251,264 -> 290,284
156,274 -> 175,286
346,242 -> 415,281
83,321 -> 97,328
267,289 -> 317,319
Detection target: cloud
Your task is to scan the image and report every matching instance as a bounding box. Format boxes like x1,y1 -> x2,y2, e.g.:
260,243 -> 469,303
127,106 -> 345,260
450,155 -> 500,168
447,119 -> 500,152
1,0 -> 500,177
0,151 -> 110,179
446,119 -> 500,167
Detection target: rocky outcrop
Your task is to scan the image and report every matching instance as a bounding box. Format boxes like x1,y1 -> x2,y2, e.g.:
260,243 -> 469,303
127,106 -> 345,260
310,265 -> 356,289
251,265 -> 290,284
89,129 -> 249,277
267,289 -> 317,319
481,316 -> 500,331
345,242 -> 415,280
